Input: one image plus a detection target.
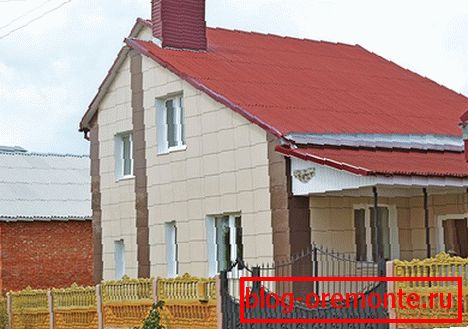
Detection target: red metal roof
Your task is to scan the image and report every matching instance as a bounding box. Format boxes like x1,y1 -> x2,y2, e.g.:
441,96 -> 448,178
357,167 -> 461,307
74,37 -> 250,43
126,25 -> 468,137
277,145 -> 468,178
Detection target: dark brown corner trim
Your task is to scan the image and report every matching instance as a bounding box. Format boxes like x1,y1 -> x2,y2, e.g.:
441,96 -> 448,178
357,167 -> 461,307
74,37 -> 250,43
130,51 -> 151,278
89,117 -> 103,284
268,134 -> 311,295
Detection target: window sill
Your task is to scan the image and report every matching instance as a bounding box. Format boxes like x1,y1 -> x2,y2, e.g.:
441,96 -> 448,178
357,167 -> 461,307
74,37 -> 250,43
158,145 -> 187,155
116,175 -> 135,182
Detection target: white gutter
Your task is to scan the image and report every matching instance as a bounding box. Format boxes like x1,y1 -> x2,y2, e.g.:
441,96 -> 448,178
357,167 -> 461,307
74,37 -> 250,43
285,133 -> 463,152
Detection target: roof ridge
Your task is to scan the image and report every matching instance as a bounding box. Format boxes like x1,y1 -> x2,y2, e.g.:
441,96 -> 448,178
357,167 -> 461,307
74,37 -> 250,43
137,17 -> 360,48
209,27 -> 360,48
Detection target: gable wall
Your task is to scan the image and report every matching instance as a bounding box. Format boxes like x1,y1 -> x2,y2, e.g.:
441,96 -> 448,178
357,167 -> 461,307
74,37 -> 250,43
94,47 -> 275,278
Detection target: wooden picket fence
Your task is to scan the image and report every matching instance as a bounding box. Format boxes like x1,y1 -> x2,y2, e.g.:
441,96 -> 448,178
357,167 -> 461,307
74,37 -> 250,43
7,274 -> 218,329
391,252 -> 468,329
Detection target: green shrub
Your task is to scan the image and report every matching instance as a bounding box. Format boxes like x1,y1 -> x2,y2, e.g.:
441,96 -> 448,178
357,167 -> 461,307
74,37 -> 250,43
135,301 -> 165,329
0,299 -> 8,329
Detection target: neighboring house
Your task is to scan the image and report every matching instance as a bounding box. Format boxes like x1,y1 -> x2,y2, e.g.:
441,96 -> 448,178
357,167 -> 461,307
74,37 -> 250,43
79,0 -> 468,283
0,146 -> 93,294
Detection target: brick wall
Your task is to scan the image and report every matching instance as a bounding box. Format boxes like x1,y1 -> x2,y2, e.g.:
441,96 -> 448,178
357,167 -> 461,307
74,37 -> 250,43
0,220 -> 93,294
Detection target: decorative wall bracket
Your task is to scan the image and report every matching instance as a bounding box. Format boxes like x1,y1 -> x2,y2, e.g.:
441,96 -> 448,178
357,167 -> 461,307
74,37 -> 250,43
293,167 -> 316,183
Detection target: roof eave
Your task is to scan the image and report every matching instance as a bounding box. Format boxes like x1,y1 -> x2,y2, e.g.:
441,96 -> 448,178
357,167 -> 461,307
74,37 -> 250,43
79,18 -> 151,132
277,145 -> 468,179
80,46 -> 131,132
276,145 -> 372,176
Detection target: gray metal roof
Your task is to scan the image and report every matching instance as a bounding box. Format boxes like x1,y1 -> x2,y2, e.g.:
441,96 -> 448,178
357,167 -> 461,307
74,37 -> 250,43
0,150 -> 92,221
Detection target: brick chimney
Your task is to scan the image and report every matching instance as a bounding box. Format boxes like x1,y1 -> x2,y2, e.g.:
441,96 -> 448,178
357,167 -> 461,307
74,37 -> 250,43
151,0 -> 207,51
460,110 -> 468,162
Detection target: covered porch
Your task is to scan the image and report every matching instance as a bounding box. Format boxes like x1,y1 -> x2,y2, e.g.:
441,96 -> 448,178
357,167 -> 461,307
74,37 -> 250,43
278,144 -> 468,264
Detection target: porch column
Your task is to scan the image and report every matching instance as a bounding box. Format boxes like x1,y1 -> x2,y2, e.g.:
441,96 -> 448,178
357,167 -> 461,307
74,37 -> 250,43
423,188 -> 431,258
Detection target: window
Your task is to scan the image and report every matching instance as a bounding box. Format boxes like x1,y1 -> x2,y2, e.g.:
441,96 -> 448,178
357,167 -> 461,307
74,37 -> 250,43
165,221 -> 179,277
207,215 -> 243,275
114,239 -> 125,279
115,132 -> 133,179
442,218 -> 468,257
157,95 -> 185,154
353,207 -> 393,261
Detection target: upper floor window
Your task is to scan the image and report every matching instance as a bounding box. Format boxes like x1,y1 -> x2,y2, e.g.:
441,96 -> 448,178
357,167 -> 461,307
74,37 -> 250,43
115,132 -> 133,179
157,95 -> 185,154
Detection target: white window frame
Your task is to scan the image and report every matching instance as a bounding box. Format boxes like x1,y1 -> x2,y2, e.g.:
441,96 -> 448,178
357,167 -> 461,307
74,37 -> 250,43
114,239 -> 126,279
114,132 -> 134,180
165,221 -> 179,278
207,214 -> 242,276
156,94 -> 186,154
353,204 -> 399,261
436,213 -> 468,254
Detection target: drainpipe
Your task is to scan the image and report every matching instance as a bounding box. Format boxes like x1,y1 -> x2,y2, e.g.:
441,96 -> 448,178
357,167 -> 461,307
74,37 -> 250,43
459,110 -> 468,162
373,187 -> 385,276
423,188 -> 431,258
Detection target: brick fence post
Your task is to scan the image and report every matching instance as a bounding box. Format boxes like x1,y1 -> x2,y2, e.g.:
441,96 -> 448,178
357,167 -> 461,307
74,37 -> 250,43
96,284 -> 103,329
386,260 -> 397,329
215,274 -> 222,329
47,289 -> 54,329
6,292 -> 12,329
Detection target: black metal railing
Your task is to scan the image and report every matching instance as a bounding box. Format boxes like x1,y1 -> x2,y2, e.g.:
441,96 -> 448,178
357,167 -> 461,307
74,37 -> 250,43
220,243 -> 389,329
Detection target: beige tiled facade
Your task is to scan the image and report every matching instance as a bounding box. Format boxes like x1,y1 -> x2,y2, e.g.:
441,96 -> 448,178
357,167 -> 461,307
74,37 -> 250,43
141,56 -> 273,277
309,193 -> 468,261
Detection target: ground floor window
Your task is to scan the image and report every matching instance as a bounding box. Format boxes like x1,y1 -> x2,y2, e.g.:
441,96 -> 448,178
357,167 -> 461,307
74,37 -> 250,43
165,221 -> 179,277
354,206 -> 395,262
114,239 -> 125,279
442,218 -> 468,257
207,214 -> 243,275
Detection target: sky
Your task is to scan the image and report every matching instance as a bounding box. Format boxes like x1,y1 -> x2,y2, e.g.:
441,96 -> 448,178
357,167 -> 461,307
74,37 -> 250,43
0,0 -> 467,155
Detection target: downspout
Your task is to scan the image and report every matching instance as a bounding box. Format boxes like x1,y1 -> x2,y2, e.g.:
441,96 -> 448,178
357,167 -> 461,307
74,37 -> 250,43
423,188 -> 431,258
373,187 -> 385,276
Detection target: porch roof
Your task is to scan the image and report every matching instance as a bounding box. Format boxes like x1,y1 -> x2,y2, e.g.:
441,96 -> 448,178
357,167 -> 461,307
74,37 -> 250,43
277,145 -> 468,178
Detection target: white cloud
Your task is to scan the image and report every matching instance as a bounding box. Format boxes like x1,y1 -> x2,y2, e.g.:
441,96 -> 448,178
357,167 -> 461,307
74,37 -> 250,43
0,0 -> 467,154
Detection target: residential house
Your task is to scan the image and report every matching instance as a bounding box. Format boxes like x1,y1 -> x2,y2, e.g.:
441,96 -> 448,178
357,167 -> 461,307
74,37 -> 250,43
79,0 -> 468,283
0,146 -> 93,293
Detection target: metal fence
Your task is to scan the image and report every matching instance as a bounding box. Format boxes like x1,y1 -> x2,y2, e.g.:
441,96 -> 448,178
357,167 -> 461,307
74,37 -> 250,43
226,244 -> 380,297
221,243 -> 389,329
